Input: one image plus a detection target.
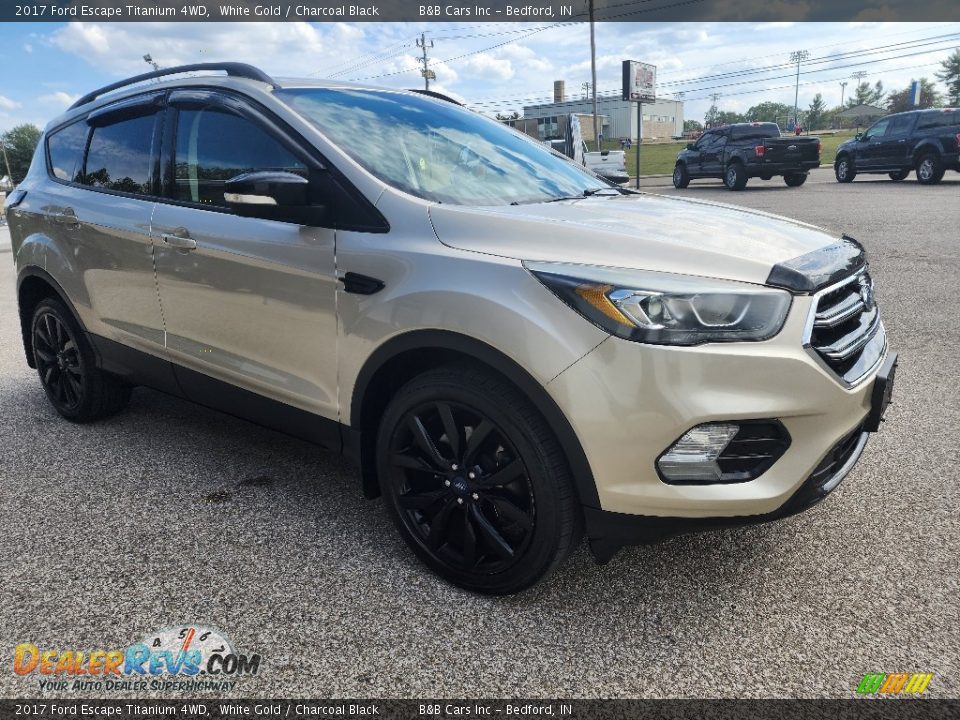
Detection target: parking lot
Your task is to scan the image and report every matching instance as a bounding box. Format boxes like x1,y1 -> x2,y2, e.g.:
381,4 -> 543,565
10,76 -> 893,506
1,168 -> 958,699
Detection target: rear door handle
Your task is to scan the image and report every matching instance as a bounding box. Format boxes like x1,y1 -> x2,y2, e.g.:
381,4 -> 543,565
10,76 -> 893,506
52,208 -> 79,226
162,230 -> 197,251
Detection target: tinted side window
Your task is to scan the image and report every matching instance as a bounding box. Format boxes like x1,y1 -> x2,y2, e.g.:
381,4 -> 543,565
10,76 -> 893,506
866,118 -> 890,138
731,124 -> 780,140
82,114 -> 157,194
174,107 -> 306,207
917,111 -> 960,130
47,122 -> 89,182
887,115 -> 913,135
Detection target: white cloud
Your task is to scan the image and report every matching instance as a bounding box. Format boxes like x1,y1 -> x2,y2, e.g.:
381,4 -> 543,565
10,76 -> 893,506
461,53 -> 514,81
38,91 -> 81,108
23,43 -> 33,53
0,96 -> 21,110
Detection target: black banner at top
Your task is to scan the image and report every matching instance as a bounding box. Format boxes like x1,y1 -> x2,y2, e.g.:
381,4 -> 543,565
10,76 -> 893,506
4,0 -> 960,22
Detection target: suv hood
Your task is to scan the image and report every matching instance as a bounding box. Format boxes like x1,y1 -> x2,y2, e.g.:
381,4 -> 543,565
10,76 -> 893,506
429,193 -> 837,286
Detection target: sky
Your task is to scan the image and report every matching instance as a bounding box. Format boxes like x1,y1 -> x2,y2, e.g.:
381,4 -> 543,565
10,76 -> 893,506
1,20 -> 958,132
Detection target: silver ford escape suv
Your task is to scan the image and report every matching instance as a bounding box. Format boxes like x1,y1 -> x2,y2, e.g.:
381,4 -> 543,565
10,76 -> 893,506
6,63 -> 897,594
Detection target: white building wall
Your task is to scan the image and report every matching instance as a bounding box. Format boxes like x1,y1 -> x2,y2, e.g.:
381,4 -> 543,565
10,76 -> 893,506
522,96 -> 683,140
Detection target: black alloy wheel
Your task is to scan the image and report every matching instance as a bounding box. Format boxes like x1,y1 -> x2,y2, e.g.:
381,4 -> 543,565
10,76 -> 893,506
31,298 -> 130,421
377,365 -> 581,594
33,308 -> 84,412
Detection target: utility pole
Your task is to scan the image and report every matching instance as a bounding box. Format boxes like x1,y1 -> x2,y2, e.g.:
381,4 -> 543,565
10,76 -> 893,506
143,54 -> 159,71
839,81 -> 847,128
581,81 -> 591,99
417,33 -> 434,91
790,49 -> 809,130
1,139 -> 12,182
589,0 -> 599,147
851,70 -> 867,104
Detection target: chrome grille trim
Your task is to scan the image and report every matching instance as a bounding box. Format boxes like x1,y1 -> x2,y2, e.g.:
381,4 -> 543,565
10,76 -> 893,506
802,269 -> 886,387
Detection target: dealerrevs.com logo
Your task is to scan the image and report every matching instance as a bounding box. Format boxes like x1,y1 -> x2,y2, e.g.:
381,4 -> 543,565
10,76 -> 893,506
13,626 -> 261,692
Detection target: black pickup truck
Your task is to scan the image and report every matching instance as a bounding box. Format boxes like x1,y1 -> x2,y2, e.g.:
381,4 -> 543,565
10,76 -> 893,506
673,122 -> 821,190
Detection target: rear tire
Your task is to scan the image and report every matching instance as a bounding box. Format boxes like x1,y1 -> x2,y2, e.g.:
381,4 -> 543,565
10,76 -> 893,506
376,364 -> 582,594
835,155 -> 856,183
31,298 -> 130,422
672,163 -> 690,189
783,172 -> 808,187
724,163 -> 747,190
915,153 -> 944,185
888,170 -> 909,181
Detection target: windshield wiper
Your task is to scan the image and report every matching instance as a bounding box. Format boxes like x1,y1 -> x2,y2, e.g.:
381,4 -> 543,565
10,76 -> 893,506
542,187 -> 629,203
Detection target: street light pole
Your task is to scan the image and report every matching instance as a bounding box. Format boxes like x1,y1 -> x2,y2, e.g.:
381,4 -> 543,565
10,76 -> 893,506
839,81 -> 847,128
790,49 -> 809,131
589,0 -> 599,147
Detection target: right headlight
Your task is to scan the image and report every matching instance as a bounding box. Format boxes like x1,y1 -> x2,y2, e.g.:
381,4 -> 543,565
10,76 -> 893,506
525,261 -> 792,346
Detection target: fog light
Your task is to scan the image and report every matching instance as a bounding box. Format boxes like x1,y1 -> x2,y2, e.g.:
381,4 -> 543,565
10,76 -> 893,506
657,423 -> 739,483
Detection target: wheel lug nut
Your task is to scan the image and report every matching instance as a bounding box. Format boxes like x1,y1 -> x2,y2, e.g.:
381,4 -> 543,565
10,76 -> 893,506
451,464 -> 459,471
468,471 -> 476,479
457,498 -> 464,505
444,480 -> 451,487
471,493 -> 479,501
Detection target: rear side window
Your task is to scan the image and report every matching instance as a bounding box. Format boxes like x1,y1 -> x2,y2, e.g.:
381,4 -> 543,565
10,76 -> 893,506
887,115 -> 914,135
47,122 -> 88,182
82,114 -> 157,195
917,111 -> 959,130
173,107 -> 306,207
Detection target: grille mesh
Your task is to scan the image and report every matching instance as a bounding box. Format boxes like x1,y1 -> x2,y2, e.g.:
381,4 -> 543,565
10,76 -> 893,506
810,271 -> 885,384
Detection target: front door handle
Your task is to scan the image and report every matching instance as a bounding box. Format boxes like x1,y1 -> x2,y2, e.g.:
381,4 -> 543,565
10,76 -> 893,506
162,229 -> 197,251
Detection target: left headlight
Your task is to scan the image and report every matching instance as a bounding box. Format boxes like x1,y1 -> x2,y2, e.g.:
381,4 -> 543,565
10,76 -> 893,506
525,261 -> 792,346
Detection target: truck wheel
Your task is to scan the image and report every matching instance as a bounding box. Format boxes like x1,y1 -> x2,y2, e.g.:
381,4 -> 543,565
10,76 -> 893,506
915,154 -> 944,185
888,170 -> 909,181
835,156 -> 856,183
376,364 -> 582,595
724,163 -> 747,191
672,163 -> 690,189
31,298 -> 131,422
783,172 -> 808,187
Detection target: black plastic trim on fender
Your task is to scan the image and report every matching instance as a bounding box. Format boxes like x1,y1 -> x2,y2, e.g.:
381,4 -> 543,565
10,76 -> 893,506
349,330 -> 602,510
16,267 -> 91,369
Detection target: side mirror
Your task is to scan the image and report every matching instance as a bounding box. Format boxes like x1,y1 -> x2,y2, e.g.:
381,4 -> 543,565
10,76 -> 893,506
224,171 -> 324,224
855,132 -> 864,141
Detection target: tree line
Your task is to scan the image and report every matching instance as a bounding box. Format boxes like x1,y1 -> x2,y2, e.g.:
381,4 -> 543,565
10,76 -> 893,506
684,48 -> 960,133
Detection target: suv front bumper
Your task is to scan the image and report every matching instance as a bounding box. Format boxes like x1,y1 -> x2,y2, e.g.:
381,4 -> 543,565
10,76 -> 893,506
546,295 -> 896,553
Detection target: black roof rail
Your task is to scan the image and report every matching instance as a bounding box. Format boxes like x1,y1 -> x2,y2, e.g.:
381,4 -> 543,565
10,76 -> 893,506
69,62 -> 278,110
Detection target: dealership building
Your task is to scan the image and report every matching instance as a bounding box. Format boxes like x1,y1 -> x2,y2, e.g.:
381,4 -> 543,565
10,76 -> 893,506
521,80 -> 685,141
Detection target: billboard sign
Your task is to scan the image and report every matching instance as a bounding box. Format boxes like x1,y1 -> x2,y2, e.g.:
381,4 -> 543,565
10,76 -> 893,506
622,60 -> 656,102
909,80 -> 921,107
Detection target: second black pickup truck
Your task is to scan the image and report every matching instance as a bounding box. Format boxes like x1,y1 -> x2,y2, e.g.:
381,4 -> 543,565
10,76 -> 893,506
673,122 -> 821,190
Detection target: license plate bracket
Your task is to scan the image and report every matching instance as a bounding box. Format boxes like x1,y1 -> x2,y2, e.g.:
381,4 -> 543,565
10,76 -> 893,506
865,352 -> 897,432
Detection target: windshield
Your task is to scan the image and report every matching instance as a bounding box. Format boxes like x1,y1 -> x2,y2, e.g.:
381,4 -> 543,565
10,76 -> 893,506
276,87 -> 608,206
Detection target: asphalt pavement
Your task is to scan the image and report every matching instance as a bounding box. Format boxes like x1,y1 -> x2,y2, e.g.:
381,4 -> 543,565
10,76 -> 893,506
1,169 -> 958,699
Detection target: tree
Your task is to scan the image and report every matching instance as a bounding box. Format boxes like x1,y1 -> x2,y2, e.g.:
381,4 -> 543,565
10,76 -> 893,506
847,80 -> 885,108
0,124 -> 42,184
495,111 -> 520,121
715,110 -> 746,125
885,78 -> 943,114
935,48 -> 960,106
683,119 -> 703,132
805,93 -> 828,130
744,101 -> 793,123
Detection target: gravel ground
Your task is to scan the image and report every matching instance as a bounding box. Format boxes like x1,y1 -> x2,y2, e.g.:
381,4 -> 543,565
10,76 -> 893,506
1,169 -> 957,699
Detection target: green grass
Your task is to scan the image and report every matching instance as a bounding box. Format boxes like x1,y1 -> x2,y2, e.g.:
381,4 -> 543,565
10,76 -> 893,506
585,130 -> 859,177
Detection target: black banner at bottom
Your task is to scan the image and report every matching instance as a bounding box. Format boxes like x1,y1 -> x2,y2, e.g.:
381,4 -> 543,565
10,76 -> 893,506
1,700 -> 959,720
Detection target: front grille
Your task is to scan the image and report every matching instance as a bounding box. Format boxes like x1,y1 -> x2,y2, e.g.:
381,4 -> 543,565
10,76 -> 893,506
809,270 -> 885,384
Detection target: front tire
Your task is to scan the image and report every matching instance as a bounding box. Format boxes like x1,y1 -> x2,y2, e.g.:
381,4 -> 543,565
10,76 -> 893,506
672,163 -> 690,189
31,298 -> 130,422
888,170 -> 909,181
835,155 -> 856,183
915,153 -> 944,185
724,163 -> 747,190
376,365 -> 582,594
783,172 -> 808,187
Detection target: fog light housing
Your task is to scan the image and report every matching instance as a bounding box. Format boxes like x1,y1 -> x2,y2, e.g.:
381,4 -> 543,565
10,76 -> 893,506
657,423 -> 739,483
657,420 -> 791,485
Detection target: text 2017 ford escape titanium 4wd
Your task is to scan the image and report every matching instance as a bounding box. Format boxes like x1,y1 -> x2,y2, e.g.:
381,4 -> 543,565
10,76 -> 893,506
6,64 -> 897,594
